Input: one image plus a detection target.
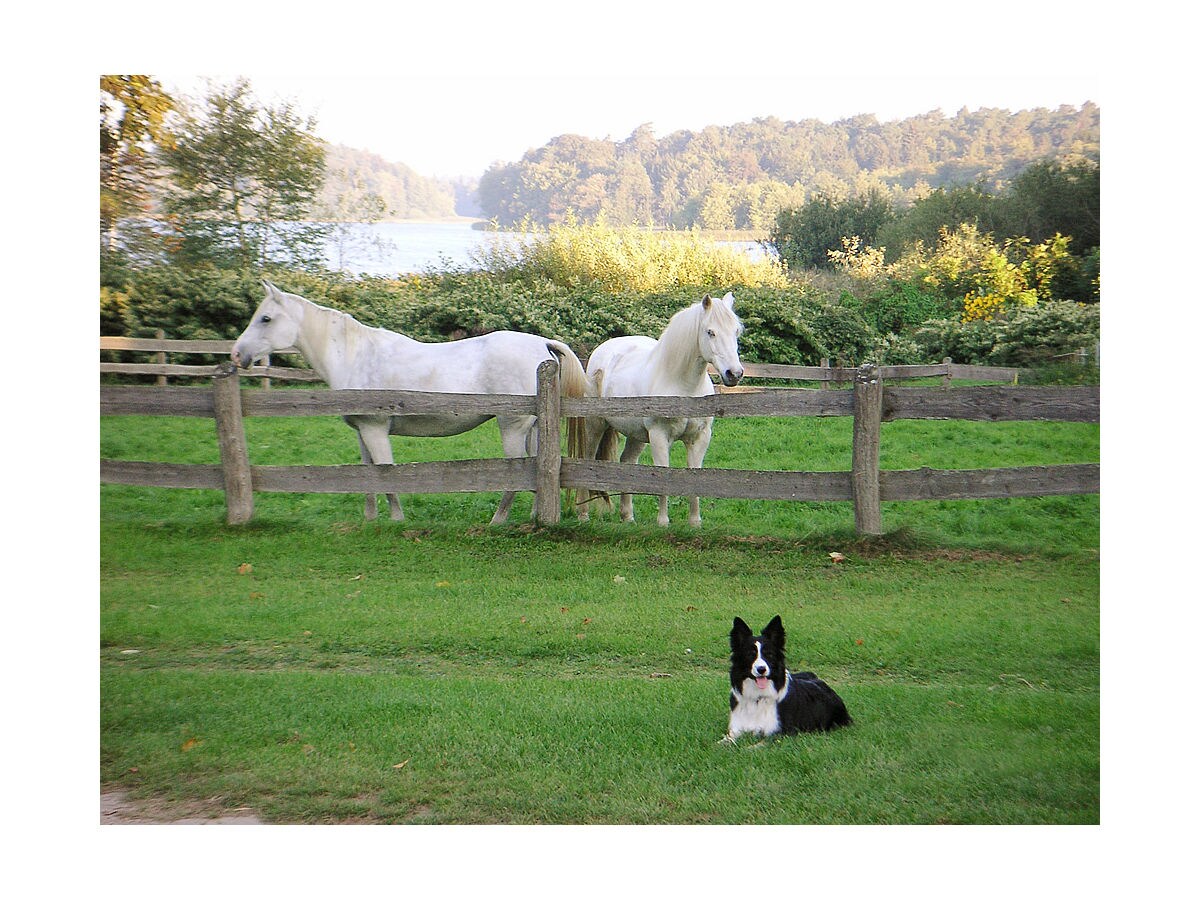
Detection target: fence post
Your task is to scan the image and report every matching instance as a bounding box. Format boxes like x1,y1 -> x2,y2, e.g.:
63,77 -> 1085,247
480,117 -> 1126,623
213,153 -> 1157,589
212,361 -> 254,525
852,362 -> 883,535
534,358 -> 562,525
942,357 -> 953,388
155,329 -> 167,387
262,353 -> 272,390
819,357 -> 830,390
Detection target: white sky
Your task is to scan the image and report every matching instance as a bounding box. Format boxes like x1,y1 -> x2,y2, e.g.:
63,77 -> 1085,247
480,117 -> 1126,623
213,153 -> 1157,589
142,0 -> 1105,179
159,72 -> 1098,179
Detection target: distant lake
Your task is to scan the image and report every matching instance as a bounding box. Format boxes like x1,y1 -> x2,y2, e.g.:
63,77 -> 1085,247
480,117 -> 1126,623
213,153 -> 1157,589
321,220 -> 768,275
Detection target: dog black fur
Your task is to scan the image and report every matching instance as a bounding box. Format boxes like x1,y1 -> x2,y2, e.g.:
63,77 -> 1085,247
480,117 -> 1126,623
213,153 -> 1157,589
727,615 -> 851,739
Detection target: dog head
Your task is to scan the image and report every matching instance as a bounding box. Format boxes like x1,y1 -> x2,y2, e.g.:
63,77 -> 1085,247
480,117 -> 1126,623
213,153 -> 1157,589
730,615 -> 788,696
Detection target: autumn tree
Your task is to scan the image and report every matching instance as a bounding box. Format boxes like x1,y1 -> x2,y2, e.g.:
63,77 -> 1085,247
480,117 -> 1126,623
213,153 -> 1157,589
100,75 -> 174,251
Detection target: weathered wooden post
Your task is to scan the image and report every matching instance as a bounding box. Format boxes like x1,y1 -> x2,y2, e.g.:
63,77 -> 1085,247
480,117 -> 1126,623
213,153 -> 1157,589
819,357 -> 830,390
155,329 -> 167,387
852,362 -> 883,535
212,361 -> 254,525
942,357 -> 953,388
534,358 -> 562,525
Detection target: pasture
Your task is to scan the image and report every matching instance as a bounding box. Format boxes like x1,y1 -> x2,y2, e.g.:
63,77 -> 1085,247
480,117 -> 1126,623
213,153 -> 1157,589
100,409 -> 1099,824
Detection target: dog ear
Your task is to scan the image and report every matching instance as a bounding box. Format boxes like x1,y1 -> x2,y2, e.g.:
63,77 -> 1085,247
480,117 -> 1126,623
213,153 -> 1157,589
763,615 -> 785,649
731,617 -> 752,645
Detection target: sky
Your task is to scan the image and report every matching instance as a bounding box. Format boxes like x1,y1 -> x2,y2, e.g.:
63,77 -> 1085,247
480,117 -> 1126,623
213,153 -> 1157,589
159,72 -> 1098,179
141,0 -> 1108,180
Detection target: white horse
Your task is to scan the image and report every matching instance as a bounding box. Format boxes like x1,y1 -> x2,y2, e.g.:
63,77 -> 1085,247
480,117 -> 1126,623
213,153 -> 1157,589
231,281 -> 591,524
579,292 -> 744,527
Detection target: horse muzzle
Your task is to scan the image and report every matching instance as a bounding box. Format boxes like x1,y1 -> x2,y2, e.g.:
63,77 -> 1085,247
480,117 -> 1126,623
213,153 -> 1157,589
721,367 -> 744,387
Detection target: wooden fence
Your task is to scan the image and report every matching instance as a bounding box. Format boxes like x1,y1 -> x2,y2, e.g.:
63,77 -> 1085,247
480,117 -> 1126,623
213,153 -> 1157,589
100,335 -> 1099,534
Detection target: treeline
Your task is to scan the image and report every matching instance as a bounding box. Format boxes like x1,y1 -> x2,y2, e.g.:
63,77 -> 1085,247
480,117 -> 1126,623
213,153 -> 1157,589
317,144 -> 477,221
477,105 -> 1099,230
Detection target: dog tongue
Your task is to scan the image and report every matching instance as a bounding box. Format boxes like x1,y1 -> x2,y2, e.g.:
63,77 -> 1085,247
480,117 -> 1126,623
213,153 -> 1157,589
756,677 -> 769,690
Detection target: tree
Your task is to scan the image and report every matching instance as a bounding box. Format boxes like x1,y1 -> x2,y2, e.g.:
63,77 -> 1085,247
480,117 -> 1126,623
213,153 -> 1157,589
876,183 -> 997,260
769,189 -> 896,269
996,159 -> 1100,252
161,78 -> 329,270
100,75 -> 174,251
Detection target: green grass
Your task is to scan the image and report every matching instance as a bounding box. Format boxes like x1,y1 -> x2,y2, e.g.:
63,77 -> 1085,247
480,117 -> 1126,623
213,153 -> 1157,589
100,408 -> 1099,823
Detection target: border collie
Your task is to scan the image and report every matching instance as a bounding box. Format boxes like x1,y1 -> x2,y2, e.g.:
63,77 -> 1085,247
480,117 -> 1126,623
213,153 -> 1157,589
726,615 -> 851,741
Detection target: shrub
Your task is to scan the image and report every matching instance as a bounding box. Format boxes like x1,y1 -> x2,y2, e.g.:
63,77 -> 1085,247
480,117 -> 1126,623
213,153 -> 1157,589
474,220 -> 789,293
914,301 -> 1099,367
988,301 -> 1100,367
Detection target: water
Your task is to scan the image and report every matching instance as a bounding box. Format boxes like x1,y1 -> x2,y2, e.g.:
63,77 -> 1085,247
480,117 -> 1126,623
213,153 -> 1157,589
321,220 -> 768,275
322,221 -> 523,275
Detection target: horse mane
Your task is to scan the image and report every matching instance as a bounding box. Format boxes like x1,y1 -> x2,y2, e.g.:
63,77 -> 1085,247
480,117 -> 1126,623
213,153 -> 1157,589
275,288 -> 388,379
655,297 -> 738,377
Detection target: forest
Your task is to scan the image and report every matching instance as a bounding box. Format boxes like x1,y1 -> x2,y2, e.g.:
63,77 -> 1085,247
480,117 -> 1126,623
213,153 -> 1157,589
477,105 -> 1099,230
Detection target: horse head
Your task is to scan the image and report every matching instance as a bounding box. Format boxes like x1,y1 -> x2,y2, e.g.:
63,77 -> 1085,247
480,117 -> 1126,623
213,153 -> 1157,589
231,281 -> 303,369
699,292 -> 745,387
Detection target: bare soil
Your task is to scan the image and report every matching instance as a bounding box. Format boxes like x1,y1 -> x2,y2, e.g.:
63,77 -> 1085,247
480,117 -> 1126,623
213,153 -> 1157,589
100,789 -> 264,825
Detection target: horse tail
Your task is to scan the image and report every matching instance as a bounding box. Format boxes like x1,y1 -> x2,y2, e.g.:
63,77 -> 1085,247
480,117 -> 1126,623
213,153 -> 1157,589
546,340 -> 588,401
547,340 -> 589,512
587,423 -> 619,513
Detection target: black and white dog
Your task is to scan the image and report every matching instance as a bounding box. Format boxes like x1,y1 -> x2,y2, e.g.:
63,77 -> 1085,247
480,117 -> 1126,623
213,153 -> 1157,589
726,615 -> 851,741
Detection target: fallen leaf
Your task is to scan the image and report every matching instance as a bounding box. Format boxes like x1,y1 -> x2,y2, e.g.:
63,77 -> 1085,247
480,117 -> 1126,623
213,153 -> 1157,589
855,639 -> 864,645
350,574 -> 364,581
119,649 -> 140,655
249,592 -> 264,600
650,672 -> 672,678
392,759 -> 410,770
582,617 -> 593,625
237,563 -> 253,575
613,575 -> 626,584
828,552 -> 846,563
435,581 -> 451,588
180,738 -> 200,753
560,607 -> 569,613
685,605 -> 697,612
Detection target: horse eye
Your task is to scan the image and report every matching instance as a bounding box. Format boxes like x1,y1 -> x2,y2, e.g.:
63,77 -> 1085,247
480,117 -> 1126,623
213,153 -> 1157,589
261,315 -> 272,324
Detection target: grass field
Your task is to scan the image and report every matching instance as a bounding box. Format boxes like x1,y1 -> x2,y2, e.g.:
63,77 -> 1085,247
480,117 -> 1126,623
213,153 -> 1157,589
100,405 -> 1099,824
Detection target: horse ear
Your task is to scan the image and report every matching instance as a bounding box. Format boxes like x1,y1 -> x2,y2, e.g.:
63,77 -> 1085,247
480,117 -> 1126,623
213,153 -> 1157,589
763,615 -> 785,647
702,293 -> 712,310
262,279 -> 277,298
723,292 -> 736,308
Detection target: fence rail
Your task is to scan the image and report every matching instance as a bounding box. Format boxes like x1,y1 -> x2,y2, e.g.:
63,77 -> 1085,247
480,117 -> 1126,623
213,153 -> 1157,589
101,336 -> 1025,386
100,352 -> 1099,533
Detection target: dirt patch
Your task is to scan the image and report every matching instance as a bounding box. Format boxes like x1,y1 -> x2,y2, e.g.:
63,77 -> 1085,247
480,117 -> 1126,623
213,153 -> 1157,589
101,789 -> 264,825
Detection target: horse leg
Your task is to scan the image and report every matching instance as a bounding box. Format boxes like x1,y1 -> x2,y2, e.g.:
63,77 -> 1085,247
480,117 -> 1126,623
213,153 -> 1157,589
618,436 -> 646,523
684,422 -> 713,528
648,428 -> 675,526
355,419 -> 404,522
491,416 -> 534,525
576,417 -> 609,522
354,430 -> 380,521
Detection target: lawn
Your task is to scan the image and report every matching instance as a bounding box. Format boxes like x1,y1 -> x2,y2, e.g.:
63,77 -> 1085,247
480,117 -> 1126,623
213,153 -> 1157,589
100,406 -> 1099,824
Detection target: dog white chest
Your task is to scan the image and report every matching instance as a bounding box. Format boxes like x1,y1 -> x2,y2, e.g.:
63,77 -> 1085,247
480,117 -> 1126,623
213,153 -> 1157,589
727,676 -> 787,739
